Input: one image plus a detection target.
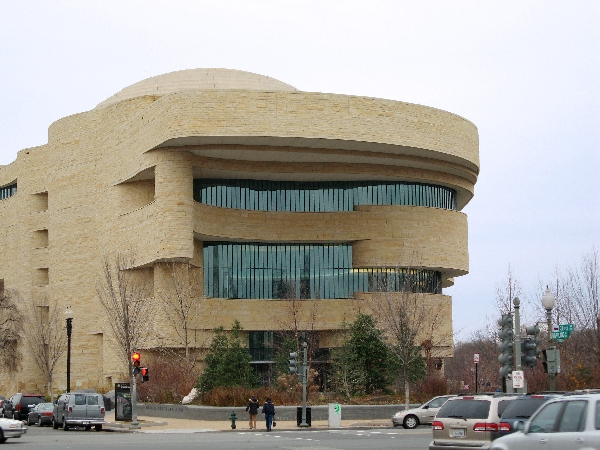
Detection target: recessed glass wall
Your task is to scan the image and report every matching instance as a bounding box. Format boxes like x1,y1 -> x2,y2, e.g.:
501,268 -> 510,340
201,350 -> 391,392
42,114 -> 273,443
204,242 -> 442,299
194,179 -> 456,211
0,183 -> 17,201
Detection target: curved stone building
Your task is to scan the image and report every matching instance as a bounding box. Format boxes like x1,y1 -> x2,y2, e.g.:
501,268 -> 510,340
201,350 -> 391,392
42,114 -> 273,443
0,68 -> 479,392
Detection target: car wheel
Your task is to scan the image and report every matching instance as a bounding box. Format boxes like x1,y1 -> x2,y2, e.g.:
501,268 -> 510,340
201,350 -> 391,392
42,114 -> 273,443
38,417 -> 43,427
85,426 -> 91,431
95,424 -> 102,432
27,415 -> 32,426
403,415 -> 419,429
52,417 -> 59,429
0,429 -> 6,443
62,420 -> 69,431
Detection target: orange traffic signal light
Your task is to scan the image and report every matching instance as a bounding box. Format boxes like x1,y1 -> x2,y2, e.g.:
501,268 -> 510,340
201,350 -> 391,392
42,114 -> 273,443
132,351 -> 141,367
140,367 -> 149,383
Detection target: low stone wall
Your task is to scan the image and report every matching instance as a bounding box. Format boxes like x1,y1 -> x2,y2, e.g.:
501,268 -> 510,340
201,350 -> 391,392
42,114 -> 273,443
137,403 -> 414,422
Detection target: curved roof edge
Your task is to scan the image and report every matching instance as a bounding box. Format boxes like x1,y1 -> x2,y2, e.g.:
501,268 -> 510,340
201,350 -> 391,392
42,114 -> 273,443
95,68 -> 298,109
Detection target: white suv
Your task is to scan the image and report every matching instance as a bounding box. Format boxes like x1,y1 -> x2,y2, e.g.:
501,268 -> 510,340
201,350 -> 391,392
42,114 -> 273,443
430,394 -> 518,450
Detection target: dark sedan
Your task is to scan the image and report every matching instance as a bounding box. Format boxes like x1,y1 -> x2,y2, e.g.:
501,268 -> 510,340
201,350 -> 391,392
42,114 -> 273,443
27,402 -> 54,426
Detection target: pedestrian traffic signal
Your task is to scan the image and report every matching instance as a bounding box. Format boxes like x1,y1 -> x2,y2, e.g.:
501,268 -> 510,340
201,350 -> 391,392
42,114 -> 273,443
289,352 -> 298,374
498,313 -> 514,377
140,367 -> 149,383
132,351 -> 141,375
542,346 -> 560,374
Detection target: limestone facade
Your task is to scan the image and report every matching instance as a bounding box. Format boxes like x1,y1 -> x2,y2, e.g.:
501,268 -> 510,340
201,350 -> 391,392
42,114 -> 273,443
0,68 -> 479,394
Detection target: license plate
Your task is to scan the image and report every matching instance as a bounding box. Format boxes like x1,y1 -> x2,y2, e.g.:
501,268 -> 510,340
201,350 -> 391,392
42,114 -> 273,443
452,428 -> 465,437
83,421 -> 89,425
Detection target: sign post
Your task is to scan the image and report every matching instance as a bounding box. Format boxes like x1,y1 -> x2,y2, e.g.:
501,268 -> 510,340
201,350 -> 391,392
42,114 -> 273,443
474,353 -> 479,393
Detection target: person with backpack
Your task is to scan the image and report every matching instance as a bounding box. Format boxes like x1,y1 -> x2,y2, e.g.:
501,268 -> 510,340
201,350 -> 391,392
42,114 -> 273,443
261,397 -> 275,431
245,396 -> 260,429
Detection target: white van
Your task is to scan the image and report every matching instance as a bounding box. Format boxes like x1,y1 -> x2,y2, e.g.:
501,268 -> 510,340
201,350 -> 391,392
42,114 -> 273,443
52,392 -> 105,431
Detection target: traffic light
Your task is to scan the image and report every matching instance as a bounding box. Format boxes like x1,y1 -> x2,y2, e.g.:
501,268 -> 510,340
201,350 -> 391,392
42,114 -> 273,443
523,325 -> 541,368
289,352 -> 298,374
140,367 -> 149,383
542,346 -> 560,374
498,313 -> 514,377
132,351 -> 141,376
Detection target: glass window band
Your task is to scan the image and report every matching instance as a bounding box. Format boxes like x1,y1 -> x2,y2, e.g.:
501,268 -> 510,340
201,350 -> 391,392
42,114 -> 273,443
194,179 -> 456,211
204,242 -> 441,299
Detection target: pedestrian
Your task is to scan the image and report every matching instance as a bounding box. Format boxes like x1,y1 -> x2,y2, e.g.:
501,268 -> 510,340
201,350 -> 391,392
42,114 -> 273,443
245,396 -> 260,429
261,397 -> 275,431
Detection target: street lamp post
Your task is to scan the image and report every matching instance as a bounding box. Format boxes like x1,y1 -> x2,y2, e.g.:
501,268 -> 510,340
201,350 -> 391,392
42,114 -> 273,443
541,288 -> 556,391
65,306 -> 74,393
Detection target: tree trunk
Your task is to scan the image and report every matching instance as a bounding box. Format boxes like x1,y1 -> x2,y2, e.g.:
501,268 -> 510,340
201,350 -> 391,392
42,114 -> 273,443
405,379 -> 410,411
48,372 -> 54,402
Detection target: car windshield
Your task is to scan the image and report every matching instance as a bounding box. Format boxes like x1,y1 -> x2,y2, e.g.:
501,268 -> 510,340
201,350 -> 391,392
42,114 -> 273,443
502,398 -> 550,419
437,399 -> 491,419
37,403 -> 54,411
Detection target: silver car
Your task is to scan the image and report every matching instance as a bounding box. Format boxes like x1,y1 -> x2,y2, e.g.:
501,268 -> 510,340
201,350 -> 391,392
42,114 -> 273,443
393,395 -> 455,429
490,393 -> 600,450
0,416 -> 27,442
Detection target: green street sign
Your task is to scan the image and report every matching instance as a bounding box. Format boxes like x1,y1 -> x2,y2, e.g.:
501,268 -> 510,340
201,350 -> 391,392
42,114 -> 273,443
559,324 -> 574,333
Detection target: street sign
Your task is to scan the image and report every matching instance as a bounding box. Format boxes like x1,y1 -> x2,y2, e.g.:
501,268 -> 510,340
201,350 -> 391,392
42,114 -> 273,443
551,323 -> 574,342
474,353 -> 480,363
512,370 -> 524,389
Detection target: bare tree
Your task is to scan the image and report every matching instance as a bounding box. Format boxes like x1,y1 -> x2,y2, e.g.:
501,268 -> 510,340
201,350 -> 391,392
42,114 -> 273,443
24,299 -> 67,401
553,248 -> 600,364
97,254 -> 154,378
154,262 -> 203,368
367,268 -> 439,410
494,265 -> 522,315
0,287 -> 23,374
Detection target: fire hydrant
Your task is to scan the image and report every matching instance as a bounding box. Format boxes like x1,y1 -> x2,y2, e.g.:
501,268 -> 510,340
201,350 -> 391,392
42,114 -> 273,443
229,410 -> 237,429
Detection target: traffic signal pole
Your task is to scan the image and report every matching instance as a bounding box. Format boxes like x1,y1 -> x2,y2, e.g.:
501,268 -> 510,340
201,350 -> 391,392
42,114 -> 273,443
131,350 -> 140,429
300,342 -> 309,427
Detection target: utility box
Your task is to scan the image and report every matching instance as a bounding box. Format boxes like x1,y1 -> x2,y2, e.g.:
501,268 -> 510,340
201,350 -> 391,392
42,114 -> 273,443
328,403 -> 341,427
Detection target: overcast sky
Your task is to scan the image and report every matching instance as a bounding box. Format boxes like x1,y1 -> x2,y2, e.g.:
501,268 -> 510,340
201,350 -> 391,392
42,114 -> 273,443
1,1 -> 598,340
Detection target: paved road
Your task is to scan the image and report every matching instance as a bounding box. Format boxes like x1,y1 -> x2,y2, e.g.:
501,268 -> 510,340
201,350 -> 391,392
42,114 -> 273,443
13,424 -> 433,450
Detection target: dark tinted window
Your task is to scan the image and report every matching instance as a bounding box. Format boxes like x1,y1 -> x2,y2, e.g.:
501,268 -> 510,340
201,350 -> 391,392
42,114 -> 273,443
501,398 -> 549,419
497,400 -> 514,417
86,396 -> 99,406
437,399 -> 491,419
74,394 -> 86,406
22,396 -> 45,406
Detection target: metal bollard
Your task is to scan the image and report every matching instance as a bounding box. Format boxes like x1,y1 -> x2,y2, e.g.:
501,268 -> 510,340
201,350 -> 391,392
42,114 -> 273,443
229,411 -> 237,429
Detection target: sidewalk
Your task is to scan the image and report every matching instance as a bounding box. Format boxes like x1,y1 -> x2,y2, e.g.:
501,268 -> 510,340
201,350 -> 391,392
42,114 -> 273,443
105,416 -> 393,433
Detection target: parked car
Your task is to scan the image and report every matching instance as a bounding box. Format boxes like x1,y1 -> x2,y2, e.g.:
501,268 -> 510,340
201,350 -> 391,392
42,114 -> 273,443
27,402 -> 54,426
52,392 -> 105,431
392,395 -> 455,429
0,416 -> 27,443
429,393 -> 518,450
0,396 -> 5,418
490,393 -> 600,450
3,393 -> 47,420
496,394 -> 559,438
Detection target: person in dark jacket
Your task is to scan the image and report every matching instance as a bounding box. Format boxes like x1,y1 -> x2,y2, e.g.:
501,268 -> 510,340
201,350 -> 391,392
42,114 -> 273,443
261,397 -> 275,431
245,396 -> 259,429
